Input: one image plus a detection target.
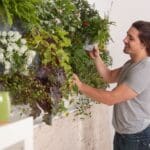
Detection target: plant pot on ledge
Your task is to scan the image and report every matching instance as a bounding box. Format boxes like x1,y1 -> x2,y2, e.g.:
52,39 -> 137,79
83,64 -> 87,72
0,91 -> 11,125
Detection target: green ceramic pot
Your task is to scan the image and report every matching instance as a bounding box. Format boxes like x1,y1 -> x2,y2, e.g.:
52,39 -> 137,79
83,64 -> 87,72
0,92 -> 11,124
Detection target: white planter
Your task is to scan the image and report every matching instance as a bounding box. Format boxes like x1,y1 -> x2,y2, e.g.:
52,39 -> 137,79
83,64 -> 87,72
83,43 -> 98,52
0,117 -> 33,150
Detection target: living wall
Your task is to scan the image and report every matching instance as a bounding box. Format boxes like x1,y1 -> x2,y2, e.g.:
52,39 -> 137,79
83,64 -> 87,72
0,0 -> 112,124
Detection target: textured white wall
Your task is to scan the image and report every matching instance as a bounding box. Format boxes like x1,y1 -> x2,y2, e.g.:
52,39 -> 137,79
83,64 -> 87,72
34,104 -> 113,150
7,104 -> 113,150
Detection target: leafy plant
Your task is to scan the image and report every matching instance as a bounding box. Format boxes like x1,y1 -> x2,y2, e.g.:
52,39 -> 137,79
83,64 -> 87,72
65,0 -> 112,88
0,0 -> 40,28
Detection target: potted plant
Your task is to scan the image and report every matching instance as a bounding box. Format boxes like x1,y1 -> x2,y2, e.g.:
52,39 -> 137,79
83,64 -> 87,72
0,91 -> 10,124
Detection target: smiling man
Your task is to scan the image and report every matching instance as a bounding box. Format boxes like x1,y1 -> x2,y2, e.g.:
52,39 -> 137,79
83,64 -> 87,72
73,20 -> 150,150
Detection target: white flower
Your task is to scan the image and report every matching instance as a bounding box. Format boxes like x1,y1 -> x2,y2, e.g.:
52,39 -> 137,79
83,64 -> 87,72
76,12 -> 81,18
0,53 -> 4,62
0,38 -> 7,44
26,50 -> 36,57
4,61 -> 11,70
20,39 -> 27,45
44,21 -> 49,25
27,57 -> 33,66
7,46 -> 13,52
58,9 -> 63,14
22,64 -> 29,76
10,43 -> 19,51
6,52 -> 13,61
63,99 -> 70,108
4,70 -> 9,74
7,31 -> 14,37
55,18 -> 61,24
26,50 -> 36,65
20,45 -> 27,54
69,27 -> 75,32
0,48 -> 4,53
13,31 -> 22,41
1,31 -> 7,37
8,37 -> 18,42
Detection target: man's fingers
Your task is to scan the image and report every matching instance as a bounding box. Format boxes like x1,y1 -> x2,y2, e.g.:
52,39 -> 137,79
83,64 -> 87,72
72,73 -> 77,78
72,74 -> 77,82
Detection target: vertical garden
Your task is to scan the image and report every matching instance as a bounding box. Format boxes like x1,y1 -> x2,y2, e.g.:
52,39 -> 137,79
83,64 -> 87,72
0,0 -> 112,124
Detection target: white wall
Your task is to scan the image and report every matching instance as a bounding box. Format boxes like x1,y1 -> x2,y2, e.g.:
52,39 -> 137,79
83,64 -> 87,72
34,104 -> 113,150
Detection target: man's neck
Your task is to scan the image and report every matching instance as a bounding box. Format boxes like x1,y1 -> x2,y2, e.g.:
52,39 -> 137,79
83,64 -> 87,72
130,52 -> 148,63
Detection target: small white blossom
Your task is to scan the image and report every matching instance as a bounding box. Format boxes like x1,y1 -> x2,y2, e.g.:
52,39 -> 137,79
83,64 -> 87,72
4,61 -> 11,70
0,38 -> 7,44
26,50 -> 36,65
64,99 -> 70,108
44,21 -> 49,25
55,18 -> 61,24
13,31 -> 22,41
76,12 -> 81,18
0,53 -> 4,62
1,31 -> 7,37
6,52 -> 13,61
26,50 -> 36,57
0,48 -> 4,53
58,9 -> 63,14
20,45 -> 27,54
7,31 -> 14,37
8,37 -> 18,42
27,57 -> 33,65
11,43 -> 19,51
20,39 -> 27,45
51,30 -> 55,34
69,27 -> 75,32
22,64 -> 29,76
7,46 -> 13,52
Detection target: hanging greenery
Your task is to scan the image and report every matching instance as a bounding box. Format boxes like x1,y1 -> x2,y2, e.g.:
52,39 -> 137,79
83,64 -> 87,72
0,0 -> 40,28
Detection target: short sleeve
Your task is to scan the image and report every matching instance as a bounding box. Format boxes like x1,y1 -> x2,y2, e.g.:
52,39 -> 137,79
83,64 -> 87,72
123,64 -> 150,94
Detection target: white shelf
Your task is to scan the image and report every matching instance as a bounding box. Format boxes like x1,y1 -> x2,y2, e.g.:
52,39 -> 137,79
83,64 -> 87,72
0,117 -> 33,150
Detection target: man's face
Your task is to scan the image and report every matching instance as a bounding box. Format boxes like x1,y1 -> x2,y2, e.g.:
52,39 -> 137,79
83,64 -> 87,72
123,27 -> 145,54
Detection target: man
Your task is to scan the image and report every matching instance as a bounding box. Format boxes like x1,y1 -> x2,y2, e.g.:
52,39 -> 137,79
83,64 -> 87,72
73,20 -> 150,150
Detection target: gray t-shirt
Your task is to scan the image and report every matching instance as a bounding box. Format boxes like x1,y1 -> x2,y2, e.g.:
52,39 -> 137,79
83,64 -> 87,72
112,57 -> 150,134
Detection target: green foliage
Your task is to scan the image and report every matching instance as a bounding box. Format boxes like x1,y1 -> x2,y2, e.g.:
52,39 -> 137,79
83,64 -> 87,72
0,0 -> 113,122
0,0 -> 40,28
65,0 -> 112,87
71,0 -> 112,47
0,72 -> 51,118
38,0 -> 112,88
38,0 -> 81,33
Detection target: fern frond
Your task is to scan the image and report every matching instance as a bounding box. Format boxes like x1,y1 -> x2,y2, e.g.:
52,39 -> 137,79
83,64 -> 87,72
0,0 -> 41,27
